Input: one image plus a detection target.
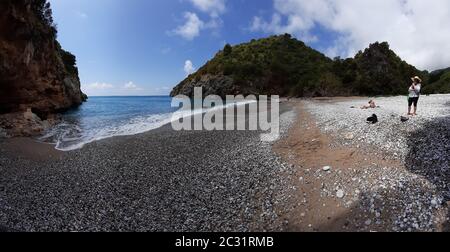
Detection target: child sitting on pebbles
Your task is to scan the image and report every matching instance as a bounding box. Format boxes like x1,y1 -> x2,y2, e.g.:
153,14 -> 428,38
361,100 -> 377,109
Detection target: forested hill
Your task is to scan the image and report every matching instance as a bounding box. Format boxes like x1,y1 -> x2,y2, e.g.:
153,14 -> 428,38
171,34 -> 442,98
423,68 -> 450,94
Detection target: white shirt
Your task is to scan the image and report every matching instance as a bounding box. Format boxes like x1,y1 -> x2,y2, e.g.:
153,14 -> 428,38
409,84 -> 421,98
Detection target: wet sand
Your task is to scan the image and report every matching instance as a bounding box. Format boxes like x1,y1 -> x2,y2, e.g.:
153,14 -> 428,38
0,138 -> 62,161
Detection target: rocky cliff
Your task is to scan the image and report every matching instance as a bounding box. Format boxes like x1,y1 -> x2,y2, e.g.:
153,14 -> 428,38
0,0 -> 86,136
171,35 -> 428,98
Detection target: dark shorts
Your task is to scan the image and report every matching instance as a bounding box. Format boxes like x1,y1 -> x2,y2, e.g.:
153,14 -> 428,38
408,97 -> 419,107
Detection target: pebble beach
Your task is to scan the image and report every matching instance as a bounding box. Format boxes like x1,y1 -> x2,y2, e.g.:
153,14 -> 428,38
295,94 -> 450,231
0,95 -> 449,232
0,105 -> 297,232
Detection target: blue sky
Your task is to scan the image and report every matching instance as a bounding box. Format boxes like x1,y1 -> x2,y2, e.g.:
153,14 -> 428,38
49,0 -> 334,96
50,0 -> 450,96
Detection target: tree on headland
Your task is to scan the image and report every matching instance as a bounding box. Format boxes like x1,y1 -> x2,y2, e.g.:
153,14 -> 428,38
32,0 -> 57,36
223,44 -> 232,56
43,2 -> 53,26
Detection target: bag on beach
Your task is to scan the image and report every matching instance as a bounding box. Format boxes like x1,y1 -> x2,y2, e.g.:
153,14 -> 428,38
367,114 -> 378,124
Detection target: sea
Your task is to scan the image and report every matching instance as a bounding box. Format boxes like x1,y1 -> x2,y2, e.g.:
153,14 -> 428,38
39,96 -> 254,151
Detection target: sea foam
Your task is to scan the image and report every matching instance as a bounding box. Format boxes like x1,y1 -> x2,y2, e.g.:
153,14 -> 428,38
39,100 -> 256,151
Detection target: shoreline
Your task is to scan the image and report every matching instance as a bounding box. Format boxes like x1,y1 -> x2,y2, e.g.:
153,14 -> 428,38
0,103 -> 298,231
33,99 -> 261,152
0,95 -> 418,154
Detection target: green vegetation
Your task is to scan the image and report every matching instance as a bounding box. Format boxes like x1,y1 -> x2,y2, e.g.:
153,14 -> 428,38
179,34 -> 441,97
187,34 -> 336,96
33,0 -> 79,77
223,44 -> 233,56
423,69 -> 450,94
29,0 -> 57,37
333,42 -> 427,96
58,44 -> 79,76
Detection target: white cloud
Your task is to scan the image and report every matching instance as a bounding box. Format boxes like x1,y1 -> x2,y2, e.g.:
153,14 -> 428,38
250,14 -> 318,43
189,0 -> 226,17
85,82 -> 114,90
184,60 -> 196,75
123,81 -> 143,91
170,0 -> 226,40
251,0 -> 450,70
172,12 -> 204,40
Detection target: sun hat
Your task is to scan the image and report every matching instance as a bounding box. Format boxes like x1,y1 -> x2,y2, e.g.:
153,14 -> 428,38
411,76 -> 422,83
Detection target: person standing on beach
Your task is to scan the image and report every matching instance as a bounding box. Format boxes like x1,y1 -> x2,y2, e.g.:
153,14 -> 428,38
408,76 -> 422,116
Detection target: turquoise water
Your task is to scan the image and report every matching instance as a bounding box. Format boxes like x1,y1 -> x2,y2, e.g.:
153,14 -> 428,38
40,96 -> 257,151
40,96 -> 179,151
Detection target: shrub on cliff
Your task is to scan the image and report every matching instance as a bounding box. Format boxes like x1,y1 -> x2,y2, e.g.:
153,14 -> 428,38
223,44 -> 232,56
58,45 -> 79,76
32,0 -> 57,37
33,0 -> 53,25
423,71 -> 450,94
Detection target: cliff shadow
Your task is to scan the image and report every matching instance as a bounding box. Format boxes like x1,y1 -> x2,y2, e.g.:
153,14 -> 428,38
404,101 -> 450,231
313,101 -> 450,232
315,183 -> 437,232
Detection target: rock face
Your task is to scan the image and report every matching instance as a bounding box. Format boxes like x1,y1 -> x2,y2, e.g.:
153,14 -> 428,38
0,0 -> 86,136
170,74 -> 238,98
